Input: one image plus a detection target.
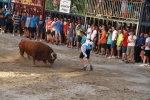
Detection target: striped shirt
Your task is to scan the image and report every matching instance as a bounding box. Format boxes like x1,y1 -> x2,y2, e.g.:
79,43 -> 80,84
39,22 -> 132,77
13,15 -> 21,25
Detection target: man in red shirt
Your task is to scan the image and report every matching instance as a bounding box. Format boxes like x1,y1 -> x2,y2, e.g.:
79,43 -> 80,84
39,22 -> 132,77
63,21 -> 69,45
122,28 -> 129,61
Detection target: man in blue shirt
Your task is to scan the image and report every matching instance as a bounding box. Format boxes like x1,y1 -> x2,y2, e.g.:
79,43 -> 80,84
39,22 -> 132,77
29,14 -> 37,40
53,18 -> 63,45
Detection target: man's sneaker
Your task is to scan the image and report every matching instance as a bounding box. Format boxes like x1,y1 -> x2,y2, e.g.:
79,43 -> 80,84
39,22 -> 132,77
40,39 -> 42,42
112,56 -> 116,58
107,56 -> 112,59
90,65 -> 93,71
139,64 -> 147,66
82,66 -> 87,71
13,34 -> 15,36
18,34 -> 21,37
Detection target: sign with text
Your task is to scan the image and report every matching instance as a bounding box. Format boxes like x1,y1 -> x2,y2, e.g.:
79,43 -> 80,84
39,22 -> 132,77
59,0 -> 71,13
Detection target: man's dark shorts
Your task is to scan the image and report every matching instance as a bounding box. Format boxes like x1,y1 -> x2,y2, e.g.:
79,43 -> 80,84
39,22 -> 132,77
79,49 -> 91,59
144,50 -> 150,56
38,28 -> 44,34
13,24 -> 20,30
30,27 -> 36,33
111,40 -> 116,48
122,46 -> 127,53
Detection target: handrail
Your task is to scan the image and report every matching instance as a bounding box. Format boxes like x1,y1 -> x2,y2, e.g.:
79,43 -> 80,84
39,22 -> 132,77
87,0 -> 144,21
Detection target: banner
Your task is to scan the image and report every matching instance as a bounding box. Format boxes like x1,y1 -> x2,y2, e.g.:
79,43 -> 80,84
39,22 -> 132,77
59,0 -> 71,13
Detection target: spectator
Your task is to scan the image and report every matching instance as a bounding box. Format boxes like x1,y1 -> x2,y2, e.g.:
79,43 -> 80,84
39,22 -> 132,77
106,28 -> 112,57
91,26 -> 98,52
108,26 -> 118,59
36,15 -> 45,41
12,12 -> 21,36
24,13 -> 31,37
126,30 -> 137,63
76,22 -> 82,49
100,26 -> 107,55
141,33 -> 150,66
67,23 -> 74,48
53,18 -> 63,45
0,8 -> 5,33
122,28 -> 129,61
5,10 -> 13,34
116,29 -> 123,58
135,33 -> 144,62
29,14 -> 37,40
46,16 -> 53,43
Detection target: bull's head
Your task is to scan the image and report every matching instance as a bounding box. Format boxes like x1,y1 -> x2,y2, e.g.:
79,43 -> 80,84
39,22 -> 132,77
48,52 -> 57,67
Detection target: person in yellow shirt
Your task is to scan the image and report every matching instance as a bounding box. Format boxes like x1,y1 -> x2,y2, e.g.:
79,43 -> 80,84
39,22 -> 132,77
116,29 -> 123,58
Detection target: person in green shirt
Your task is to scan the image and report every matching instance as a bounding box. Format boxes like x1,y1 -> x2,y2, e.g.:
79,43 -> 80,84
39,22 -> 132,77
116,29 -> 123,58
76,23 -> 82,49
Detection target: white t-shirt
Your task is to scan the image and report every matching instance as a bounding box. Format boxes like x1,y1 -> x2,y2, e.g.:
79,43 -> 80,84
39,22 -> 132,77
145,37 -> 150,50
52,21 -> 56,31
128,35 -> 137,46
25,17 -> 31,27
91,30 -> 97,41
112,30 -> 118,41
87,28 -> 92,39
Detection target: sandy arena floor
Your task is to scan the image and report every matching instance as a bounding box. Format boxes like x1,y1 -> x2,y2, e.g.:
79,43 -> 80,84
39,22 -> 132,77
0,33 -> 150,100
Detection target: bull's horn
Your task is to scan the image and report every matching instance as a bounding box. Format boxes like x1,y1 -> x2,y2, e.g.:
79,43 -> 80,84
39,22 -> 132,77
51,53 -> 55,60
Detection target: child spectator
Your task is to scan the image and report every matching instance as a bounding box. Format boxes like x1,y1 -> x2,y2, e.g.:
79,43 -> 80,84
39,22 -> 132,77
106,28 -> 112,57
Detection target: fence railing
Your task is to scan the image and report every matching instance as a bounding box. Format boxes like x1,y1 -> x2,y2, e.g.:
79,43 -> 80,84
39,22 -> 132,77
86,0 -> 144,21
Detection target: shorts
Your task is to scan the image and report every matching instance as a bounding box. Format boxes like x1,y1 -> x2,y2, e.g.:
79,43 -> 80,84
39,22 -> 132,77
47,30 -> 51,34
30,27 -> 36,33
68,37 -> 73,42
122,46 -> 127,53
79,49 -> 91,59
126,46 -> 134,56
55,31 -> 61,38
13,24 -> 20,30
37,28 -> 44,34
92,38 -> 97,48
144,50 -> 150,56
24,27 -> 30,30
117,46 -> 121,51
106,44 -> 111,49
0,21 -> 5,26
77,35 -> 82,42
140,50 -> 144,57
111,40 -> 116,48
101,43 -> 106,49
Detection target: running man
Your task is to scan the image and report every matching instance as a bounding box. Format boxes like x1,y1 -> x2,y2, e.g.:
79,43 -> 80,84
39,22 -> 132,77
79,35 -> 93,71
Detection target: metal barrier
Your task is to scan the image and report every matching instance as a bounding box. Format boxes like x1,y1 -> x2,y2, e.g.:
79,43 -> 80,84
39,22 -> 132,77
86,0 -> 143,21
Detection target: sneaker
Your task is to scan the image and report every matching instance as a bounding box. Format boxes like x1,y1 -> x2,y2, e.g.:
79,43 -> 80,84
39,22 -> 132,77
112,56 -> 116,58
18,34 -> 20,37
90,65 -> 93,71
40,39 -> 42,42
82,66 -> 87,71
139,64 -> 147,66
13,34 -> 15,36
107,56 -> 112,59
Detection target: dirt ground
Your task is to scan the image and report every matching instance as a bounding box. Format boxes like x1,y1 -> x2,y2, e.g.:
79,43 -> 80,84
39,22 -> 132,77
0,33 -> 150,100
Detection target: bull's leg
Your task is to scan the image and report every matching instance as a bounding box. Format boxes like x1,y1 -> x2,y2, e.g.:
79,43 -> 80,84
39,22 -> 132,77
28,55 -> 31,59
43,60 -> 47,64
32,58 -> 39,67
20,50 -> 26,60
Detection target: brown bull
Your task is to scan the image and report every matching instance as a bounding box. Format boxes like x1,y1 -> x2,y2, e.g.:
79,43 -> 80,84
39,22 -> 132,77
19,39 -> 57,67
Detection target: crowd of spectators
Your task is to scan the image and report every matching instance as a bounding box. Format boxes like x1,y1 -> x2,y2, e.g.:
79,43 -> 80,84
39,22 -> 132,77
0,6 -> 150,67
